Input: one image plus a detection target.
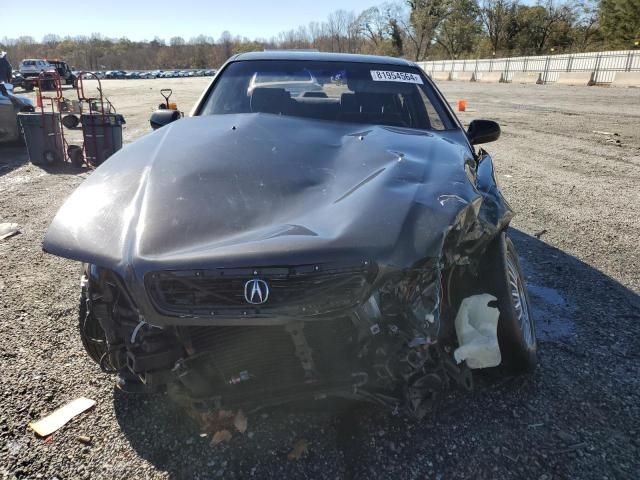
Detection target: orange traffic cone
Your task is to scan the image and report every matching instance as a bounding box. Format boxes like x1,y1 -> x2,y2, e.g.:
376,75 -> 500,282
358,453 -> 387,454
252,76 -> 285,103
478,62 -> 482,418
457,99 -> 467,112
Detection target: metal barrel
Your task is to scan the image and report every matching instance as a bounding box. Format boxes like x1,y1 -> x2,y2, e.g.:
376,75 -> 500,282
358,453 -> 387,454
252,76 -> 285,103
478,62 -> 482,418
17,112 -> 64,166
80,113 -> 125,166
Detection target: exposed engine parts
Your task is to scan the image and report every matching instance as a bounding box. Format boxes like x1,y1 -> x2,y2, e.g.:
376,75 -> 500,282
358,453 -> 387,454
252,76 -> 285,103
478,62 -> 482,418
81,260 -> 481,419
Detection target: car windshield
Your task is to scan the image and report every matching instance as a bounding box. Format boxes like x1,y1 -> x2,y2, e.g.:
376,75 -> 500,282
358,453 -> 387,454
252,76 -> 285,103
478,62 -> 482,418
199,60 -> 451,130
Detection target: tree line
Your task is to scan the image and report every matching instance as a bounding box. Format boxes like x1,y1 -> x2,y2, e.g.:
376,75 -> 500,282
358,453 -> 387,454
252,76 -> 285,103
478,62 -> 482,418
1,0 -> 638,70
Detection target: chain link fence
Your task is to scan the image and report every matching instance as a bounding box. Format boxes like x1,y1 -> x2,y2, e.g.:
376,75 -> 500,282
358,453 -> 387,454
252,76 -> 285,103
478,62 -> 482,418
417,50 -> 640,84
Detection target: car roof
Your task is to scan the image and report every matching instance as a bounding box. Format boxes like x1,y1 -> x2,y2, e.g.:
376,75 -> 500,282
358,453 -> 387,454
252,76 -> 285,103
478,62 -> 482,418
232,50 -> 416,67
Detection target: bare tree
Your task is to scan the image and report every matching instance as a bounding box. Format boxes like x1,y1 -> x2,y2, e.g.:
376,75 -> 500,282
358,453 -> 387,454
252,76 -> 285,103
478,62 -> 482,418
479,0 -> 517,54
436,0 -> 481,58
358,7 -> 391,47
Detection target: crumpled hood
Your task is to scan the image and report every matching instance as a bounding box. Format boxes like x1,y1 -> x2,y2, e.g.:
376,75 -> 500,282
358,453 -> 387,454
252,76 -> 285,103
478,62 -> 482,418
44,113 -> 486,273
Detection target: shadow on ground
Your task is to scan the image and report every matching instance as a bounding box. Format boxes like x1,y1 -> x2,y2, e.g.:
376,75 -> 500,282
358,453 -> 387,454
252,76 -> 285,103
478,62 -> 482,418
0,143 -> 91,177
0,144 -> 29,177
113,229 -> 639,479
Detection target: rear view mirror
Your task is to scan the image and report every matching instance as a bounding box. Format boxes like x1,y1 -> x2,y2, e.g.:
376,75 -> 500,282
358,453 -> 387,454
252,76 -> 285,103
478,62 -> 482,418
149,109 -> 181,130
467,119 -> 501,145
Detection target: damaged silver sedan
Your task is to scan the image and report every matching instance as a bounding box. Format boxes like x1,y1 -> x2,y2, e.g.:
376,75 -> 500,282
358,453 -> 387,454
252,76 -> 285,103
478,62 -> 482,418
44,51 -> 536,418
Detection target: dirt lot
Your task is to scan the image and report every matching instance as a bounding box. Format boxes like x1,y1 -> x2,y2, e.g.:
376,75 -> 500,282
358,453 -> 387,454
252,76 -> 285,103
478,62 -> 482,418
0,78 -> 639,479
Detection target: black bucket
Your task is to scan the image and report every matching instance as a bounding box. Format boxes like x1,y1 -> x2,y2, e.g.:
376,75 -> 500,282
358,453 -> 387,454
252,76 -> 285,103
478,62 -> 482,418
81,113 -> 125,166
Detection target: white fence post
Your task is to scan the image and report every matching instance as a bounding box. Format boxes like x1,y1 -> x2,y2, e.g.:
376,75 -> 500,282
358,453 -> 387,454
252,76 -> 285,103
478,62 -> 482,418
543,55 -> 551,83
594,53 -> 602,83
624,51 -> 633,71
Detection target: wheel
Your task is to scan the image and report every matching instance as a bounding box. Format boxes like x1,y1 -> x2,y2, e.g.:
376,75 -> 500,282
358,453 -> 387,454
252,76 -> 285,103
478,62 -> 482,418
78,274 -> 110,366
14,118 -> 26,146
62,114 -> 79,129
42,149 -> 60,165
67,145 -> 84,167
481,232 -> 537,373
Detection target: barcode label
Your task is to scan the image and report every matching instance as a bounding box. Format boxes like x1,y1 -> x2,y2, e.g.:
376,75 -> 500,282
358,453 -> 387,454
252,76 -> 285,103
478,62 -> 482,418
370,70 -> 423,84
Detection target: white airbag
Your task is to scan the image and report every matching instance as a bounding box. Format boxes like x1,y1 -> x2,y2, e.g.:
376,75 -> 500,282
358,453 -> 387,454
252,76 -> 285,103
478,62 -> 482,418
453,294 -> 501,369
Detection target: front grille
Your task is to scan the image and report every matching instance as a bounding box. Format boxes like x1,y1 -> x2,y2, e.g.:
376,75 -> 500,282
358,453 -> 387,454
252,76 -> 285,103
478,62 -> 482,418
146,262 -> 376,316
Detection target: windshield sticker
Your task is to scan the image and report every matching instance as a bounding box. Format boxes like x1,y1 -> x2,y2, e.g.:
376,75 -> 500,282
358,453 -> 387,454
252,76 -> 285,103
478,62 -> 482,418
370,70 -> 423,84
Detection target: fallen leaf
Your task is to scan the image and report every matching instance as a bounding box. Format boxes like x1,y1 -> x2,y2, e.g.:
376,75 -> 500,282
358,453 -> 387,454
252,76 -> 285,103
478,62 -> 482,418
287,439 -> 309,460
234,410 -> 247,433
211,430 -> 232,446
200,409 -> 238,437
28,397 -> 96,437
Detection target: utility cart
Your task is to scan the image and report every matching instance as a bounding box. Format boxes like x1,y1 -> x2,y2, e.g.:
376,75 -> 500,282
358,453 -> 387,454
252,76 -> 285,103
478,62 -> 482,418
71,72 -> 125,167
18,71 -> 72,166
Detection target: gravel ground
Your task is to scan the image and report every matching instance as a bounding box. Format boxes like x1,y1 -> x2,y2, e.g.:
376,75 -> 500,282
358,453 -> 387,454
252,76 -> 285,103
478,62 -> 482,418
0,79 -> 639,479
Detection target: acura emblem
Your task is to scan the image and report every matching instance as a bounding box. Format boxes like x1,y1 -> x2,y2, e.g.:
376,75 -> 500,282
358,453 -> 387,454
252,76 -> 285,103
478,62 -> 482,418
244,279 -> 269,305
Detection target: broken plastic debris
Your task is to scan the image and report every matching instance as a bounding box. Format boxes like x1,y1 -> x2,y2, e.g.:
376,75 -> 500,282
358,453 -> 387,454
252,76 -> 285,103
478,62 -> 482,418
211,429 -> 232,446
0,223 -> 20,240
453,294 -> 502,369
28,397 -> 96,437
287,439 -> 309,460
233,410 -> 247,434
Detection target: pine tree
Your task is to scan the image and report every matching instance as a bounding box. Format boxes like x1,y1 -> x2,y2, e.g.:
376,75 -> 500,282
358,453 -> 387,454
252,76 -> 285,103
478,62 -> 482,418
600,0 -> 640,48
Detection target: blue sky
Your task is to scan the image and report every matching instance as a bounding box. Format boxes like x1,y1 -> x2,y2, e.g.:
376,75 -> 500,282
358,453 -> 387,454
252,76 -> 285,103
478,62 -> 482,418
3,0 -> 380,42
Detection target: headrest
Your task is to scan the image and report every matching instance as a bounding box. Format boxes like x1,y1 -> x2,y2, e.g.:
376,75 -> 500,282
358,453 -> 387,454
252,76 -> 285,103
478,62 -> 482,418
250,88 -> 291,114
340,93 -> 359,113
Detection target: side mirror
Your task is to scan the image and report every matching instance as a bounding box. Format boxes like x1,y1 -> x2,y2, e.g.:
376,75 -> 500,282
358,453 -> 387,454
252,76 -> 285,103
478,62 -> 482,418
149,109 -> 181,130
467,119 -> 501,145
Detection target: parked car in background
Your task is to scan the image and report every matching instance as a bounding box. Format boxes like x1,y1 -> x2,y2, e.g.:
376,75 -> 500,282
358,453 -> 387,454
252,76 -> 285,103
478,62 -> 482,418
105,70 -> 126,79
18,59 -> 53,78
0,83 -> 34,143
11,72 -> 24,89
47,60 -> 76,85
19,59 -> 63,91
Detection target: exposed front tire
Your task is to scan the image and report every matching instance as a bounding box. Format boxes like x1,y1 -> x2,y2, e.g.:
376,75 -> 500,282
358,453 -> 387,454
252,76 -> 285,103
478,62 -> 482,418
482,232 -> 537,373
43,149 -> 61,165
78,276 -> 110,367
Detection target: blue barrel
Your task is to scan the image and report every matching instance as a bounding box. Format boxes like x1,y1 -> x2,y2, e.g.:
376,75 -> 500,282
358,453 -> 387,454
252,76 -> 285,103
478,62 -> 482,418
18,112 -> 64,165
81,113 -> 125,166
